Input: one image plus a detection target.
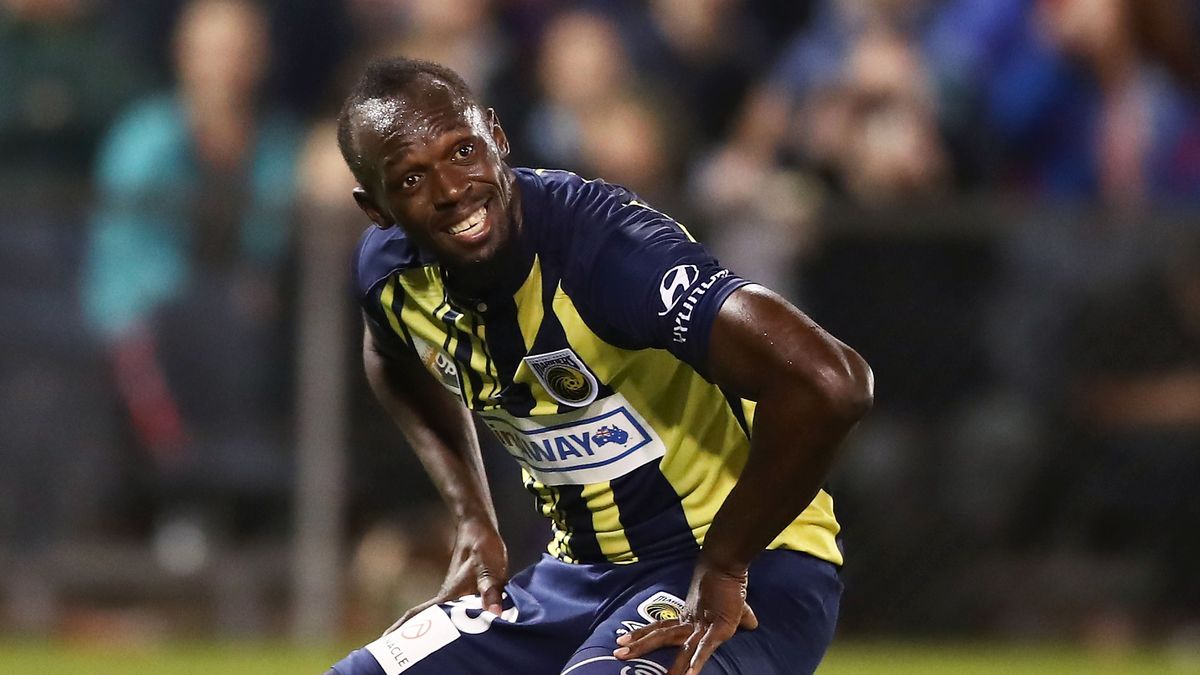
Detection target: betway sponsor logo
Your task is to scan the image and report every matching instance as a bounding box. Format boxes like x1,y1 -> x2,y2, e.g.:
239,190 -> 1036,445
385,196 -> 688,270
671,269 -> 730,344
489,422 -> 628,464
481,394 -> 665,486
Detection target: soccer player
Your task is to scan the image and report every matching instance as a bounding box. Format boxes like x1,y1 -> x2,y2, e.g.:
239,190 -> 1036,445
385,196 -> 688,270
328,58 -> 872,675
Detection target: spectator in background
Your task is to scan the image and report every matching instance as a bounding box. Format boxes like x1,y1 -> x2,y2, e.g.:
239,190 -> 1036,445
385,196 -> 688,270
106,0 -> 351,119
972,0 -> 1200,404
574,95 -> 676,207
714,0 -> 951,206
691,0 -> 952,297
341,0 -> 510,102
385,0 -> 507,95
522,9 -> 685,211
329,1 -> 533,166
940,0 -> 1200,204
523,9 -> 632,171
625,0 -> 772,148
0,0 -> 149,185
81,0 -> 301,549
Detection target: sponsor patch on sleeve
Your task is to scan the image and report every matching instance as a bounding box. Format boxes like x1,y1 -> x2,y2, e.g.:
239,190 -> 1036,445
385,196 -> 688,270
657,264 -> 699,316
410,335 -> 461,395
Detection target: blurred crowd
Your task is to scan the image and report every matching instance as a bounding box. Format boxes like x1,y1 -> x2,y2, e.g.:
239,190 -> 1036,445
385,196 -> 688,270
1,0 -> 1198,644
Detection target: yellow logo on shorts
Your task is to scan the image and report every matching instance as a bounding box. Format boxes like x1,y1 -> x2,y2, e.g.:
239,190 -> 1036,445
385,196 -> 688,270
636,592 -> 685,623
644,602 -> 680,621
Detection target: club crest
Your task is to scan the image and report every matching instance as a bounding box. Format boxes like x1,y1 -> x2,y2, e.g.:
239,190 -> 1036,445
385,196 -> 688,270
523,348 -> 599,407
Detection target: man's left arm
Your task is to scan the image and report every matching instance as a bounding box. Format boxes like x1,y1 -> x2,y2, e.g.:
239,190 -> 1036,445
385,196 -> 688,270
615,283 -> 873,675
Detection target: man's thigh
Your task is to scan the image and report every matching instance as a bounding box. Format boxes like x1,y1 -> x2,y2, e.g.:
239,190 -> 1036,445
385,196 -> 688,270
327,557 -> 600,675
561,551 -> 842,675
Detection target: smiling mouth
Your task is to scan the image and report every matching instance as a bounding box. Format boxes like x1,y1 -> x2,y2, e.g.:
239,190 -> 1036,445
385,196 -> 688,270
449,205 -> 487,236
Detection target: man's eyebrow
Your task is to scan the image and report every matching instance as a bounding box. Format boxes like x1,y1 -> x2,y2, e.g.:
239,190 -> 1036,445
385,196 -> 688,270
382,141 -> 416,167
384,126 -> 479,167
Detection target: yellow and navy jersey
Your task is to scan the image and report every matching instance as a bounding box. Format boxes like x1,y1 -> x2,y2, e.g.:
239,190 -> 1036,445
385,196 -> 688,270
354,168 -> 842,566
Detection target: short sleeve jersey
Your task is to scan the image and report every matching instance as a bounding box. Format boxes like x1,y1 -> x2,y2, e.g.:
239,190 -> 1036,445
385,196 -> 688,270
354,168 -> 841,565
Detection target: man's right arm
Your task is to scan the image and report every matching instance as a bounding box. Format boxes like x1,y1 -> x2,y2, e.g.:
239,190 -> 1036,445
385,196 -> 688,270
361,317 -> 509,630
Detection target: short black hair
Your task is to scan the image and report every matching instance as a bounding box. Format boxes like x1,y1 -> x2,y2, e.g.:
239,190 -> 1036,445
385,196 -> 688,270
337,57 -> 477,185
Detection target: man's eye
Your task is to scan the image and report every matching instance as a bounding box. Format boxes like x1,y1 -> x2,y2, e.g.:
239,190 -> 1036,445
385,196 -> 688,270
456,144 -> 474,159
402,175 -> 421,188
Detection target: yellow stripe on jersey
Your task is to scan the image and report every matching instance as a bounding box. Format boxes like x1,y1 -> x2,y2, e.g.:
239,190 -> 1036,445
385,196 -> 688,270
511,258 -> 572,416
379,276 -> 407,344
446,307 -> 501,409
524,468 -> 571,562
397,268 -> 446,347
467,315 -> 503,409
514,255 -> 545,348
396,268 -> 462,392
579,480 -> 629,562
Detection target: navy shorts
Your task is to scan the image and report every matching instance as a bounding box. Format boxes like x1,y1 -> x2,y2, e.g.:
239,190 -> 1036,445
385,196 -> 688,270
328,549 -> 841,675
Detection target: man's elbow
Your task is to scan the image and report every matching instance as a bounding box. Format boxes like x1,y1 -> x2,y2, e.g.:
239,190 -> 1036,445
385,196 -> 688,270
811,347 -> 874,426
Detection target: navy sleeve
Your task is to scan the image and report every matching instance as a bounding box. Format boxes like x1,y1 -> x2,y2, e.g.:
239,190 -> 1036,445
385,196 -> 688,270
554,177 -> 750,375
353,226 -> 414,358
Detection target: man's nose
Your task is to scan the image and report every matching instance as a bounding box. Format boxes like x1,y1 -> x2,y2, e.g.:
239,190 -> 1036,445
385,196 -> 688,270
430,165 -> 469,209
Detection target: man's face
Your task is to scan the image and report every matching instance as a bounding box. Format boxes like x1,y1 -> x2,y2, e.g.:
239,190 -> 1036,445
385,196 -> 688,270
352,79 -> 516,270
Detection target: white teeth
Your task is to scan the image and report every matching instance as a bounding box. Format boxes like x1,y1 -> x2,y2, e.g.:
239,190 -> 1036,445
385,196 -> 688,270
449,207 -> 487,235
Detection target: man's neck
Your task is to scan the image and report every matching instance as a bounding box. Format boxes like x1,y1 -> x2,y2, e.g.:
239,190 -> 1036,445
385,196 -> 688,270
443,253 -> 526,301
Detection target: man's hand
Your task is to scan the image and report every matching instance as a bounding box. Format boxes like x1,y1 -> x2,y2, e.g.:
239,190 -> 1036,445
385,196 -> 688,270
614,557 -> 758,675
383,519 -> 509,635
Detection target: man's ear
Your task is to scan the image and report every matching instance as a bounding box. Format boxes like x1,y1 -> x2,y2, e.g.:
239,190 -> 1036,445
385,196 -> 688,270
486,107 -> 510,159
353,187 -> 395,229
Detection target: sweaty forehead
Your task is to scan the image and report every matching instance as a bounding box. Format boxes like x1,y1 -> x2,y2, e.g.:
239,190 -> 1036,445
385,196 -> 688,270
353,77 -> 484,149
